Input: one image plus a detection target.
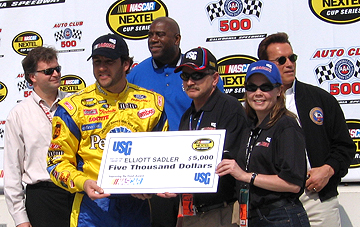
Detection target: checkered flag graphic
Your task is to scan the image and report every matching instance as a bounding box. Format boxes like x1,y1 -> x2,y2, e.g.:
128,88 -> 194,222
0,128 -> 3,139
54,30 -> 64,42
72,29 -> 82,40
354,60 -> 360,78
206,0 -> 225,21
315,62 -> 335,84
243,0 -> 262,18
17,80 -> 27,91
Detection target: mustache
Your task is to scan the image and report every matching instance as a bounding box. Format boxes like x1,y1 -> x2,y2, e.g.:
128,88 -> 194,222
185,86 -> 200,91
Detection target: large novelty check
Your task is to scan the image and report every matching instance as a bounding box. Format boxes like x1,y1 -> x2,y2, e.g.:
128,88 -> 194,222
97,130 -> 226,194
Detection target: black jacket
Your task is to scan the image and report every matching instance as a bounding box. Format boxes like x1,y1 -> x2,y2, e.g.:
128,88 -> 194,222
295,80 -> 356,201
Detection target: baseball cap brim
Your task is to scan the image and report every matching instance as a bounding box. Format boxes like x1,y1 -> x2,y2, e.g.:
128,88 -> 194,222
174,63 -> 208,73
87,49 -> 120,61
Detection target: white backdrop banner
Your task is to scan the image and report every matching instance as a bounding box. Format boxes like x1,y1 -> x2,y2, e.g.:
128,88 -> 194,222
0,0 -> 359,189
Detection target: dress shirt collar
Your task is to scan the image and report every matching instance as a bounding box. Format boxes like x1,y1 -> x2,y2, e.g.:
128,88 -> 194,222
151,51 -> 182,69
32,89 -> 65,108
285,78 -> 297,96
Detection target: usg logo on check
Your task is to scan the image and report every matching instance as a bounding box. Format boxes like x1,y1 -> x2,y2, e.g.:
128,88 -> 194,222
113,141 -> 132,155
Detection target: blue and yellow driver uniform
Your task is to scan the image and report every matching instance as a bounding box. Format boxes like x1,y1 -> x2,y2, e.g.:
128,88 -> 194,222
47,82 -> 168,227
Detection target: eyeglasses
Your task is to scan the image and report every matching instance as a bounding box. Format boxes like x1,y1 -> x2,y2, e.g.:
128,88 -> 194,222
270,54 -> 297,65
36,65 -> 61,75
180,72 -> 209,81
245,83 -> 280,92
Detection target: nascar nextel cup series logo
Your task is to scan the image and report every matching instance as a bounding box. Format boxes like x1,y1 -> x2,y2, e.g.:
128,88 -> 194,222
309,0 -> 360,24
12,31 -> 43,56
205,0 -> 266,42
347,119 -> 360,168
312,46 -> 360,104
0,81 -> 8,102
192,138 -> 214,151
218,54 -> 257,101
60,75 -> 86,93
53,21 -> 85,53
106,0 -> 168,40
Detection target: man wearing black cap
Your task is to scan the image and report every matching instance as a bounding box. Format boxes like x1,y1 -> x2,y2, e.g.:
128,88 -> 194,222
46,34 -> 168,227
174,47 -> 247,227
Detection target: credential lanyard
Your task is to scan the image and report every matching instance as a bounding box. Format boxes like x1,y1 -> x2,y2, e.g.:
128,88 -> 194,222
189,111 -> 204,131
180,111 -> 204,217
39,101 -> 55,123
240,127 -> 262,226
245,128 -> 262,172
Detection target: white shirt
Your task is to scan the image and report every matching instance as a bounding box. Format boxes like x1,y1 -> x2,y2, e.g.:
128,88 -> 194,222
3,90 -> 67,226
285,82 -> 299,121
285,80 -> 311,172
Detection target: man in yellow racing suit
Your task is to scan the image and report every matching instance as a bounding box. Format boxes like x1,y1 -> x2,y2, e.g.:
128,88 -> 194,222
47,34 -> 168,227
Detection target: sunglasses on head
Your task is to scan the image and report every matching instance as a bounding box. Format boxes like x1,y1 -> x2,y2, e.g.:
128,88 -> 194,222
270,54 -> 297,65
245,83 -> 280,92
180,72 -> 209,81
36,65 -> 61,75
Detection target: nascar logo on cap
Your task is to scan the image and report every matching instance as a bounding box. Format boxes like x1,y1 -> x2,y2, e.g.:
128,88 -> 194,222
251,65 -> 272,72
94,42 -> 116,50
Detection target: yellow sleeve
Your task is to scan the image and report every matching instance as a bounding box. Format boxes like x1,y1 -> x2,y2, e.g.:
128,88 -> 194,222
47,108 -> 89,193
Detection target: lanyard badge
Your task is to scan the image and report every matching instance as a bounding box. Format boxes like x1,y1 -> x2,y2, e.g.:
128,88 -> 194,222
179,193 -> 196,217
239,188 -> 249,227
